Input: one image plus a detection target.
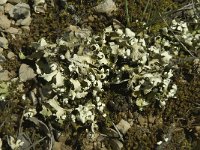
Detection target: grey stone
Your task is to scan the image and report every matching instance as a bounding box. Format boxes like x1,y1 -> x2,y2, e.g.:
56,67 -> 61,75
0,6 -> 4,15
0,54 -> 6,62
0,0 -> 7,5
0,65 -> 3,71
4,3 -> 14,13
5,27 -> 20,34
7,51 -> 16,60
0,70 -> 10,81
9,3 -> 31,26
0,37 -> 8,49
19,64 -> 36,82
116,119 -> 131,134
0,15 -> 11,29
0,48 -> 3,53
16,16 -> 31,26
94,0 -> 117,16
21,25 -> 30,30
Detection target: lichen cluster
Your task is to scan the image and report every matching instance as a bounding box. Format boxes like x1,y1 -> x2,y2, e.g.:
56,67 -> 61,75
22,21 -> 187,128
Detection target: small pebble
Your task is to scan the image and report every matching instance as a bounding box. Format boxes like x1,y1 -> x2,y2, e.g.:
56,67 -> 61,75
7,51 -> 16,60
0,70 -> 10,81
19,64 -> 36,82
94,0 -> 117,16
4,3 -> 14,13
0,37 -> 8,49
21,25 -> 30,31
116,119 -> 131,134
0,15 -> 11,29
0,65 -> 3,71
0,0 -> 7,5
0,48 -> 3,53
0,54 -> 6,62
0,6 -> 4,15
5,27 -> 20,34
9,3 -> 31,26
88,15 -> 95,22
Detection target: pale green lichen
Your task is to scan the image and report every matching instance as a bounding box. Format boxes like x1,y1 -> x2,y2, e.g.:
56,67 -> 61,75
21,19 -> 200,137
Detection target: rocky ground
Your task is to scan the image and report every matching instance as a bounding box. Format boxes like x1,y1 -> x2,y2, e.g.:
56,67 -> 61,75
0,0 -> 200,150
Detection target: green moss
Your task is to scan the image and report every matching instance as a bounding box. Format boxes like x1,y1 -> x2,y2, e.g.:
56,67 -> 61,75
115,0 -> 180,34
